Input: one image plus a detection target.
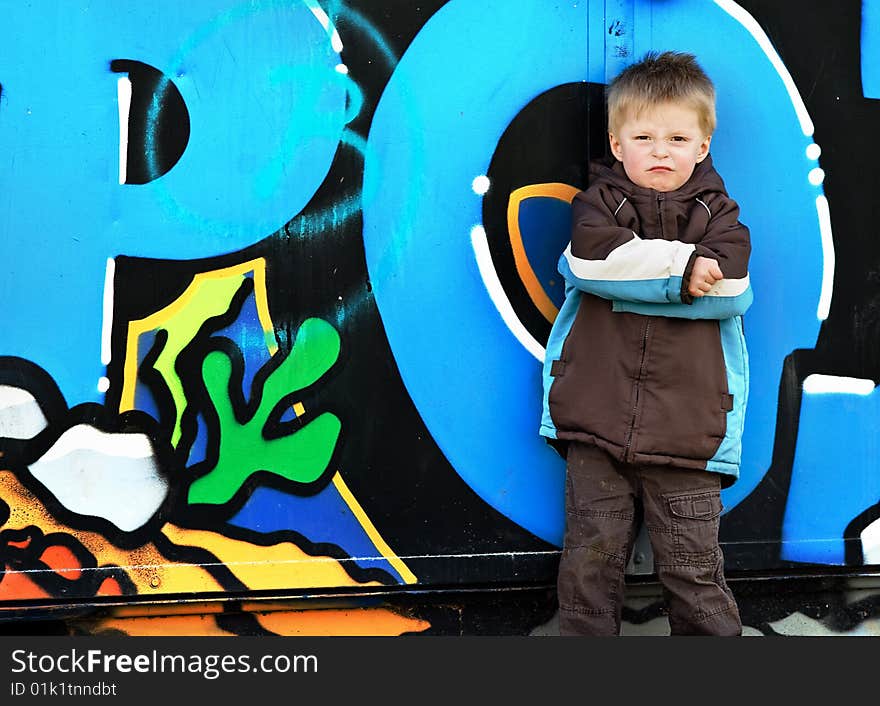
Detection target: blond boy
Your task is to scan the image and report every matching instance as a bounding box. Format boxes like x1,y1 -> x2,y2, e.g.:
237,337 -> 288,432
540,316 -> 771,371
540,51 -> 751,635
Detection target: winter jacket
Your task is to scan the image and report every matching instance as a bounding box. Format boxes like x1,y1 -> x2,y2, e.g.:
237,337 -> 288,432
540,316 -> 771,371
539,155 -> 752,487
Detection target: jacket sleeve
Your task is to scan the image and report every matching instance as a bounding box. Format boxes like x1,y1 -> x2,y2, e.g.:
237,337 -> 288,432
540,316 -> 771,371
558,187 -> 697,305
611,288 -> 752,319
613,192 -> 753,319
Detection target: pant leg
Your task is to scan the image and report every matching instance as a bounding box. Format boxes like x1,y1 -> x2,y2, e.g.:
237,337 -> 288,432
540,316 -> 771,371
638,466 -> 742,636
557,442 -> 638,636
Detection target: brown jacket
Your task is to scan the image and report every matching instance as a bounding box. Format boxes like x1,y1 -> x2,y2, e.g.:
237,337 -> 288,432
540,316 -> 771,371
539,155 -> 752,486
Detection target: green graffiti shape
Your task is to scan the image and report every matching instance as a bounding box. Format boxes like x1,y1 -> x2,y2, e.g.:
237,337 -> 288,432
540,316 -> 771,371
187,317 -> 342,506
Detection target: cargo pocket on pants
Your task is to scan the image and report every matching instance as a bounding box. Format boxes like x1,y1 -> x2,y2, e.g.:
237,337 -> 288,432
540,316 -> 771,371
665,490 -> 723,566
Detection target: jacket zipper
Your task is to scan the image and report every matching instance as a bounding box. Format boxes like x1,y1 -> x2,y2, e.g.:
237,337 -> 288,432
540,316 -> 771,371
622,193 -> 664,462
656,193 -> 665,238
623,317 -> 652,463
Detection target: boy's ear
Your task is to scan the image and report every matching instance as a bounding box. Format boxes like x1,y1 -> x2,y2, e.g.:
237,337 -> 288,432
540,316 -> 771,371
696,134 -> 712,162
608,131 -> 623,161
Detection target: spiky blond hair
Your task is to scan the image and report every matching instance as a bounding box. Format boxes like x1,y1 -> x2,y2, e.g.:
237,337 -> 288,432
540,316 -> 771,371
606,51 -> 716,136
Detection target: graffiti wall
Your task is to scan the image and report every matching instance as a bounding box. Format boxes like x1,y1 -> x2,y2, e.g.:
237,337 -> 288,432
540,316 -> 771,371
0,0 -> 877,634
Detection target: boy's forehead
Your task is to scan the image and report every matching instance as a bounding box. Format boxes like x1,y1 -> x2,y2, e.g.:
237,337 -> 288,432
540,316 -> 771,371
617,102 -> 704,131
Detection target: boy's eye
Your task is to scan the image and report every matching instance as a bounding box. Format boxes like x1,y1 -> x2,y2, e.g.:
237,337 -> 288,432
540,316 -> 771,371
671,136 -> 687,142
634,135 -> 650,140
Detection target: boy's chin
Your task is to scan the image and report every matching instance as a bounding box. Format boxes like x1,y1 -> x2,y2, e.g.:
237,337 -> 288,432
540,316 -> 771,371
637,171 -> 689,192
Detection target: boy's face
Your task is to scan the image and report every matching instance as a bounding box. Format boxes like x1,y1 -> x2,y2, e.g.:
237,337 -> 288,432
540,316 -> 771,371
608,102 -> 711,192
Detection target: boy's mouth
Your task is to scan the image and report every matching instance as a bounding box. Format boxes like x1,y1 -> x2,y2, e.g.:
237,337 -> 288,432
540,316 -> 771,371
649,166 -> 672,172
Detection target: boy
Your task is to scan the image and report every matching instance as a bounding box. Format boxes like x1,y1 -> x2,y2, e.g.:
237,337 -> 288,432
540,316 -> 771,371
540,51 -> 752,636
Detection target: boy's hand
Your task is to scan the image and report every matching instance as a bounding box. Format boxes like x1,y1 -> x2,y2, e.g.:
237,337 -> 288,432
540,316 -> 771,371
688,256 -> 724,297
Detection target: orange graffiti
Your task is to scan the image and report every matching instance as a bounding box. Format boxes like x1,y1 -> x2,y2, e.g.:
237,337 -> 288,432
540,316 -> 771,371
0,569 -> 49,600
0,470 -> 222,596
77,605 -> 429,636
254,607 -> 430,636
87,614 -> 236,636
39,545 -> 81,579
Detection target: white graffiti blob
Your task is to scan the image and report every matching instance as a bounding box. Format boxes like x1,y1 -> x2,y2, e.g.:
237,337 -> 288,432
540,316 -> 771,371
28,425 -> 168,532
0,385 -> 49,440
861,521 -> 880,565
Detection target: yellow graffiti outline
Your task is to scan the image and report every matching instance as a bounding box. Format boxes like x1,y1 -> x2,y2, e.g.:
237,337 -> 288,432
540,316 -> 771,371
507,183 -> 580,323
332,472 -> 417,584
120,258 -> 275,412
